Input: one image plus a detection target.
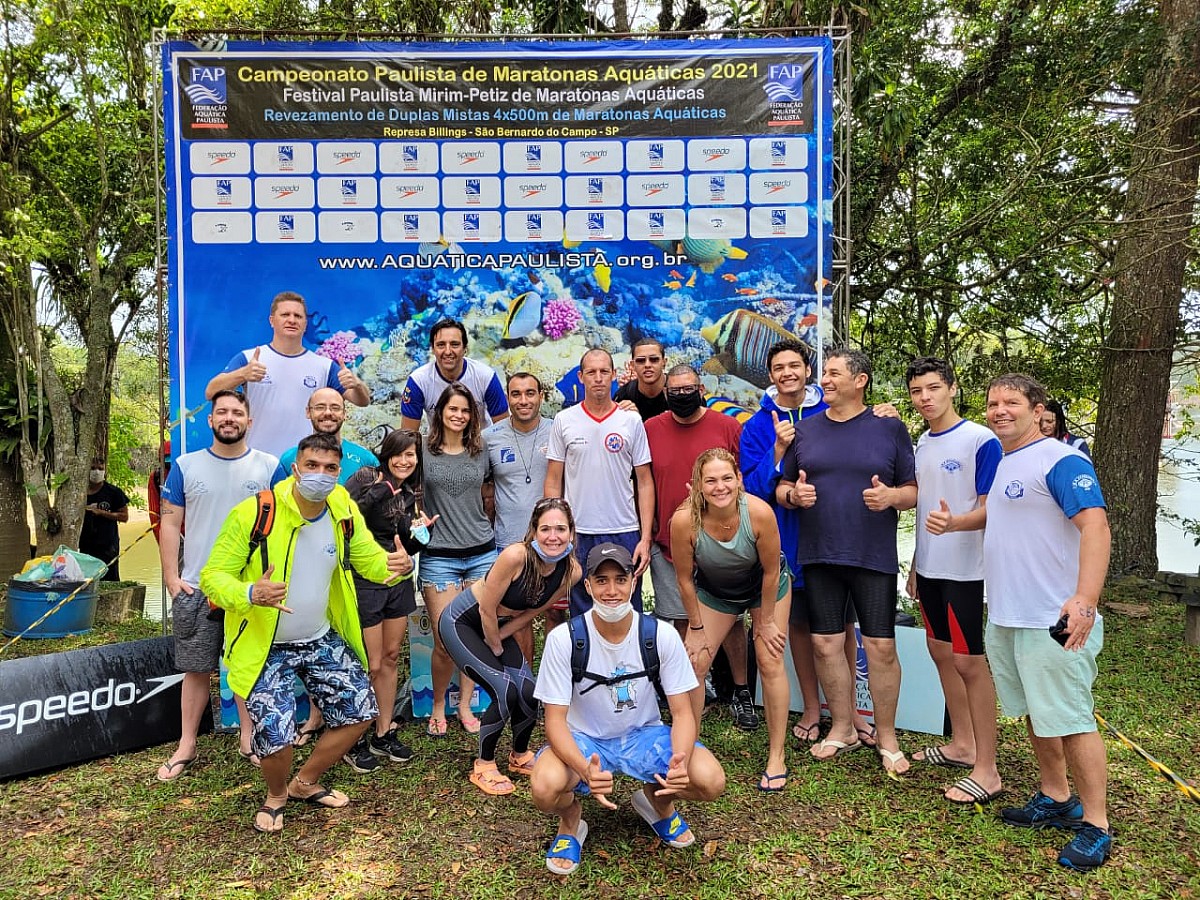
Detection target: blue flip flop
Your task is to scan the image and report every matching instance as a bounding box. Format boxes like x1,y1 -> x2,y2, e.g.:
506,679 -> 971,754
631,789 -> 695,848
758,769 -> 788,792
545,819 -> 589,875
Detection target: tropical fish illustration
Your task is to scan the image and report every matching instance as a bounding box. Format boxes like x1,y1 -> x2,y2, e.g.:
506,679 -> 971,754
735,288 -> 759,296
762,297 -> 780,306
815,277 -> 831,292
670,270 -> 684,280
700,310 -> 808,388
649,235 -> 748,274
722,273 -> 739,282
663,280 -> 682,290
798,312 -> 819,328
555,366 -> 586,408
594,262 -> 612,293
705,395 -> 755,425
500,291 -> 542,347
685,271 -> 696,288
416,237 -> 465,265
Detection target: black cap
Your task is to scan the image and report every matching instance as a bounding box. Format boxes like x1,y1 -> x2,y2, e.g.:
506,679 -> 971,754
585,543 -> 635,576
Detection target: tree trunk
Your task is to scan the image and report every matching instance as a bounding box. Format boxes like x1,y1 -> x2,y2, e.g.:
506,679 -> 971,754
1095,0 -> 1200,576
612,0 -> 629,32
0,455 -> 31,578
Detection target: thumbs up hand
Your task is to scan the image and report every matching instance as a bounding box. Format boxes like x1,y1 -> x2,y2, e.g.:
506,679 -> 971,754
244,347 -> 267,383
584,753 -> 618,809
863,475 -> 893,511
925,499 -> 955,535
791,469 -> 817,508
336,359 -> 359,391
387,534 -> 413,577
771,409 -> 796,456
252,564 -> 290,611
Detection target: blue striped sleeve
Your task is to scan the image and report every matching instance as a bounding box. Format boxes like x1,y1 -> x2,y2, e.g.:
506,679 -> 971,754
484,372 -> 508,418
974,438 -> 1002,495
1046,455 -> 1106,518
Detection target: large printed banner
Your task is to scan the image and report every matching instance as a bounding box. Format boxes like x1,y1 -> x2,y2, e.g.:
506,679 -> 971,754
164,38 -> 834,450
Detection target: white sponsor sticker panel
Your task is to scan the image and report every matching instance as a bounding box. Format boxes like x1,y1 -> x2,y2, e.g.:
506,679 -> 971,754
503,210 -> 566,242
189,142 -> 252,175
380,210 -> 443,242
317,211 -> 379,242
253,142 -> 316,174
502,141 -> 564,174
191,212 -> 253,243
316,142 -> 378,174
255,211 -> 318,243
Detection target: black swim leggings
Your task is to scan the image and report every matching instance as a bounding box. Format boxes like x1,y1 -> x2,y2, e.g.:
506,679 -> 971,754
437,591 -> 538,763
803,563 -> 897,639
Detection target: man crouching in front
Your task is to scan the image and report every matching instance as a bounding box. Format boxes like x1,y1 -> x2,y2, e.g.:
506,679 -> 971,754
201,432 -> 414,833
530,543 -> 726,875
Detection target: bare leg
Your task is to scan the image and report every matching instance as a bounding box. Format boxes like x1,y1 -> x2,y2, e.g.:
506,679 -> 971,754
687,606 -> 737,726
810,630 -> 857,757
367,617 -> 407,738
159,671 -> 211,775
1061,731 -> 1108,830
722,622 -> 749,685
293,722 -> 371,789
530,747 -> 587,874
916,637 -> 976,763
1026,719 -> 1071,800
752,594 -> 792,784
787,620 -> 822,737
862,636 -> 906,774
943,654 -> 1002,800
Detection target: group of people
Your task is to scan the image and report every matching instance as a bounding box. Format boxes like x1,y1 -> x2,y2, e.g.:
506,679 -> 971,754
148,290 -> 1113,874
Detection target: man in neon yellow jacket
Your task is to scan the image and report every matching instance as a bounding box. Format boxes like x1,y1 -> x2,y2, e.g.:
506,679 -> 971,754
201,432 -> 414,833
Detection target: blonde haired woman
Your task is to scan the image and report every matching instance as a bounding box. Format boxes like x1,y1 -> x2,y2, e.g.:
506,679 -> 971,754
670,448 -> 792,791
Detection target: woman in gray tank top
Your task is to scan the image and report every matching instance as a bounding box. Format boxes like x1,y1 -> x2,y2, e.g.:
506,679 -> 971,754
670,448 -> 792,792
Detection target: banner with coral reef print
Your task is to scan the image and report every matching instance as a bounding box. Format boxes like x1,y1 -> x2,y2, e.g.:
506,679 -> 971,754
163,37 -> 834,451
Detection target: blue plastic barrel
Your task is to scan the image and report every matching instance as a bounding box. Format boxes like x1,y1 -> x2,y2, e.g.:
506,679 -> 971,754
2,580 -> 98,638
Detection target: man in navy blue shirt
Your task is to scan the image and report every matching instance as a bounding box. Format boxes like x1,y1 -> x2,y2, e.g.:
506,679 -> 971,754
777,348 -> 916,775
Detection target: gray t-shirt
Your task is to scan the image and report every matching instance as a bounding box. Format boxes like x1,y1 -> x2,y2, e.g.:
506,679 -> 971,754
422,438 -> 495,554
484,417 -> 552,548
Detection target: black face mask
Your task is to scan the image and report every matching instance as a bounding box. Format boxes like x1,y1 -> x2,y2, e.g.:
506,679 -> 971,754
666,389 -> 704,419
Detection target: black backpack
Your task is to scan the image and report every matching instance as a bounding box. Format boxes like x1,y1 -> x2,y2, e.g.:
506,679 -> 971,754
568,612 -> 667,706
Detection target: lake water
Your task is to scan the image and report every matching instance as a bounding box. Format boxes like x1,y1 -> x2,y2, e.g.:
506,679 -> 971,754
122,439 -> 1200,621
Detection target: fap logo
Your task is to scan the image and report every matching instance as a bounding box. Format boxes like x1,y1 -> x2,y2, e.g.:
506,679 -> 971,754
465,178 -> 481,202
587,213 -> 606,236
215,179 -> 232,203
462,213 -> 479,234
1003,480 -> 1025,500
277,145 -> 295,169
341,179 -> 358,201
648,211 -> 664,235
185,66 -> 227,105
403,214 -> 420,236
525,213 -> 543,238
278,215 -> 295,239
525,145 -> 542,166
500,448 -> 516,464
604,433 -> 625,454
765,64 -> 805,102
771,141 -> 788,165
648,143 -> 664,167
709,175 -> 726,201
770,208 -> 787,234
402,145 -> 419,168
587,178 -> 604,201
940,459 -> 963,473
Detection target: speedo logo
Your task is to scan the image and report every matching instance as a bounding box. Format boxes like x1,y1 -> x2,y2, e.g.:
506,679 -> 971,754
763,179 -> 792,192
702,147 -> 730,160
456,151 -> 485,163
0,673 -> 184,735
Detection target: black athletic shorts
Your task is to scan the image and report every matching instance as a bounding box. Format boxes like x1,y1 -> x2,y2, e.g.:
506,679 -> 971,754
914,574 -> 985,656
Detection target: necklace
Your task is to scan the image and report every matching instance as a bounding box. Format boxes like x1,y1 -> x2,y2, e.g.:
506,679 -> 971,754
510,420 -> 546,485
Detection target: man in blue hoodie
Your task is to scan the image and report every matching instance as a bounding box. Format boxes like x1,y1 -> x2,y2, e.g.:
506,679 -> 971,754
740,340 -> 883,749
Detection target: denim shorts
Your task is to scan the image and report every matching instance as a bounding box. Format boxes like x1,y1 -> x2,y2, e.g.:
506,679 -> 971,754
418,548 -> 499,592
985,617 -> 1103,738
245,629 -> 377,757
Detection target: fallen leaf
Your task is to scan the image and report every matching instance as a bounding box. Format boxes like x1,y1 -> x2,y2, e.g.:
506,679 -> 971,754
703,840 -> 718,858
451,861 -> 462,875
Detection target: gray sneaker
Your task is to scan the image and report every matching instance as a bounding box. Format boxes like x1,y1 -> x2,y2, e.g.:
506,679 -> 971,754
729,688 -> 761,731
369,729 -> 413,763
342,738 -> 380,774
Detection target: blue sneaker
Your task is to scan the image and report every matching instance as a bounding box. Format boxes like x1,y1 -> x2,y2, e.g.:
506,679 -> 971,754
1058,823 -> 1112,871
1000,791 -> 1084,829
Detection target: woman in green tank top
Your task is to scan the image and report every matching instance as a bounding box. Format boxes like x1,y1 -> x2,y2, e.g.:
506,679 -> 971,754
670,448 -> 792,792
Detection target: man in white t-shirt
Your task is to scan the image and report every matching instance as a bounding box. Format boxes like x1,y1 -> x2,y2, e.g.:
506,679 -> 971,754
983,373 -> 1112,872
155,390 -> 281,782
531,544 -> 726,876
904,357 -> 1003,805
399,318 -> 508,430
545,348 -> 654,616
204,291 -> 369,459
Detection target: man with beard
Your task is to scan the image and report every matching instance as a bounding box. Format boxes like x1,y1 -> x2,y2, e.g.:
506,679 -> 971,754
155,390 -> 281,781
277,388 -> 378,486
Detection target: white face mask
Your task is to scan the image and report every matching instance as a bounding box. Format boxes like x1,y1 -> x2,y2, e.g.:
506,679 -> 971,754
89,469 -> 105,484
591,599 -> 632,623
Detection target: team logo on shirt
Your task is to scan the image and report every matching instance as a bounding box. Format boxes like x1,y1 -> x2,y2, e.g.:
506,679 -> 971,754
323,543 -> 337,556
607,666 -> 637,711
243,480 -> 264,492
1072,474 -> 1096,491
303,375 -> 318,388
500,448 -> 516,464
940,459 -> 962,473
1003,480 -> 1024,500
402,385 -> 412,404
604,433 -> 625,453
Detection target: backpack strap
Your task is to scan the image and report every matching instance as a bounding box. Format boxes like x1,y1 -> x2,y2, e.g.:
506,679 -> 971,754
569,614 -> 590,688
568,612 -> 666,704
338,513 -> 354,570
637,613 -> 667,706
245,489 -> 276,571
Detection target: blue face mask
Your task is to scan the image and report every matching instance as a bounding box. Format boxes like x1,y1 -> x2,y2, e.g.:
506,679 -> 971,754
294,471 -> 337,503
410,521 -> 430,544
531,539 -> 574,564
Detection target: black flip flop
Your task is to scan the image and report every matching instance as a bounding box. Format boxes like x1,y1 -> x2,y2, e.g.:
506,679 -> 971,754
288,785 -> 349,809
945,776 -> 1004,805
156,757 -> 195,782
252,805 -> 285,833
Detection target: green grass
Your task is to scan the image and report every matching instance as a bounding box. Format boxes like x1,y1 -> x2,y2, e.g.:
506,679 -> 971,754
1,586 -> 1197,899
